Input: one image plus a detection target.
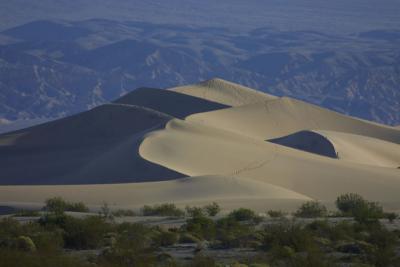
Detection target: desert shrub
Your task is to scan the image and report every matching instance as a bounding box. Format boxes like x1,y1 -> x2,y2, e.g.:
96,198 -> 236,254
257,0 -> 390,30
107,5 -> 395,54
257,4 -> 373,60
141,203 -> 185,217
62,215 -> 111,249
228,208 -> 262,223
179,233 -> 201,244
215,217 -> 259,248
15,236 -> 36,252
294,201 -> 327,218
99,202 -> 114,221
99,223 -> 157,267
385,212 -> 398,223
336,193 -> 366,215
186,206 -> 205,218
31,229 -> 64,252
39,214 -> 111,250
44,197 -> 89,214
0,217 -> 23,242
185,216 -> 216,240
189,254 -> 216,267
365,224 -> 399,266
0,249 -> 92,267
204,202 -> 221,217
44,197 -> 68,214
112,209 -> 136,217
262,222 -> 316,253
67,202 -> 89,212
153,230 -> 179,246
13,210 -> 40,217
335,193 -> 385,223
267,210 -> 286,218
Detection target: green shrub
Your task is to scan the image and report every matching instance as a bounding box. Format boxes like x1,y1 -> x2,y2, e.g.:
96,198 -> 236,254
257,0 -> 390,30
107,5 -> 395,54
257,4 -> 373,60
267,210 -> 286,218
215,217 -> 258,248
179,233 -> 201,244
15,236 -> 36,252
228,208 -> 262,223
62,215 -> 111,249
44,197 -> 89,214
294,201 -> 327,218
13,210 -> 40,217
335,193 -> 385,223
263,222 -> 315,253
99,202 -> 114,220
336,193 -> 365,215
204,202 -> 221,217
99,223 -> 157,267
153,230 -> 178,246
190,254 -> 216,267
0,249 -> 93,267
186,206 -> 205,218
385,212 -> 398,223
185,216 -> 216,240
112,209 -> 136,217
141,203 -> 185,217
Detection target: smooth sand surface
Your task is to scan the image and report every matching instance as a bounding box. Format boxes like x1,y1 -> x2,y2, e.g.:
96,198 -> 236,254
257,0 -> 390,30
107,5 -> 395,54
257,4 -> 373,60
1,78 -> 399,211
186,97 -> 400,143
139,118 -> 400,205
0,175 -> 310,212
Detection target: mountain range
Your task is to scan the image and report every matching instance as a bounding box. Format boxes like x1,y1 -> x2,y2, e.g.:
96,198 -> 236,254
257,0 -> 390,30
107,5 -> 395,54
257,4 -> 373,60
0,19 -> 399,129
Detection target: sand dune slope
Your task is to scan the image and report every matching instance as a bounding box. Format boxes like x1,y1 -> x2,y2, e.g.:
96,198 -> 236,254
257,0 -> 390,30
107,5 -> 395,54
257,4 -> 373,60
140,118 -> 400,204
269,130 -> 400,168
315,130 -> 400,168
187,97 -> 400,144
170,78 -> 276,106
0,175 -> 310,211
114,87 -> 228,118
0,104 -> 183,185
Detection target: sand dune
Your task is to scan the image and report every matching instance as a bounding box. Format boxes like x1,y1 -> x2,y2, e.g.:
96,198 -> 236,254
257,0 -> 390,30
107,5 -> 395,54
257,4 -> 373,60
0,78 -> 399,211
114,87 -> 228,119
0,175 -> 310,211
0,103 -> 182,184
186,97 -> 400,144
140,117 -> 400,204
170,78 -> 276,106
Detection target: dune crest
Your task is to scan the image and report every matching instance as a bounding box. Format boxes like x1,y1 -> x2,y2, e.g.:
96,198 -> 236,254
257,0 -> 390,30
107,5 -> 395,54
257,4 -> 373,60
170,78 -> 276,106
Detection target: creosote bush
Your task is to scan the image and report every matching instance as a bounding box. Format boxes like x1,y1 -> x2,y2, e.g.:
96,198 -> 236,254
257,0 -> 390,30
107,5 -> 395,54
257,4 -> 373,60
204,202 -> 221,217
294,201 -> 327,218
44,197 -> 89,214
267,210 -> 286,218
228,208 -> 262,223
186,206 -> 205,218
335,193 -> 385,223
141,203 -> 185,217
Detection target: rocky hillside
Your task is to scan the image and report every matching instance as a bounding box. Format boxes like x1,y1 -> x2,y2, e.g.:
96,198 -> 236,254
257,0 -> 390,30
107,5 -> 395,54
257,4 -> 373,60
0,20 -> 399,125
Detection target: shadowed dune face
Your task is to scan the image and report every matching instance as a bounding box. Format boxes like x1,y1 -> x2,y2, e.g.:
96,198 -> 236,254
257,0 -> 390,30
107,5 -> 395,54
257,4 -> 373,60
0,87 -> 232,185
114,87 -> 228,119
0,103 -> 184,185
0,79 -> 400,210
268,130 -> 338,158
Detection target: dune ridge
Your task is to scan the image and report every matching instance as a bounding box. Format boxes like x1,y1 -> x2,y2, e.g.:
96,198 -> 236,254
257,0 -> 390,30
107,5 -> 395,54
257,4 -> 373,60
170,78 -> 276,106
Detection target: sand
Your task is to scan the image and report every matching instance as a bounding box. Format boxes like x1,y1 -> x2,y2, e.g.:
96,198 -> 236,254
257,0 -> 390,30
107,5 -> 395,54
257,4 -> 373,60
0,78 -> 399,211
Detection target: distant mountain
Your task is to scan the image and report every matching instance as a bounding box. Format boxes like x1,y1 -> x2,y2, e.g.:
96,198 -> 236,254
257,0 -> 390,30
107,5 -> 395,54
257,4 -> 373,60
0,20 -> 399,126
